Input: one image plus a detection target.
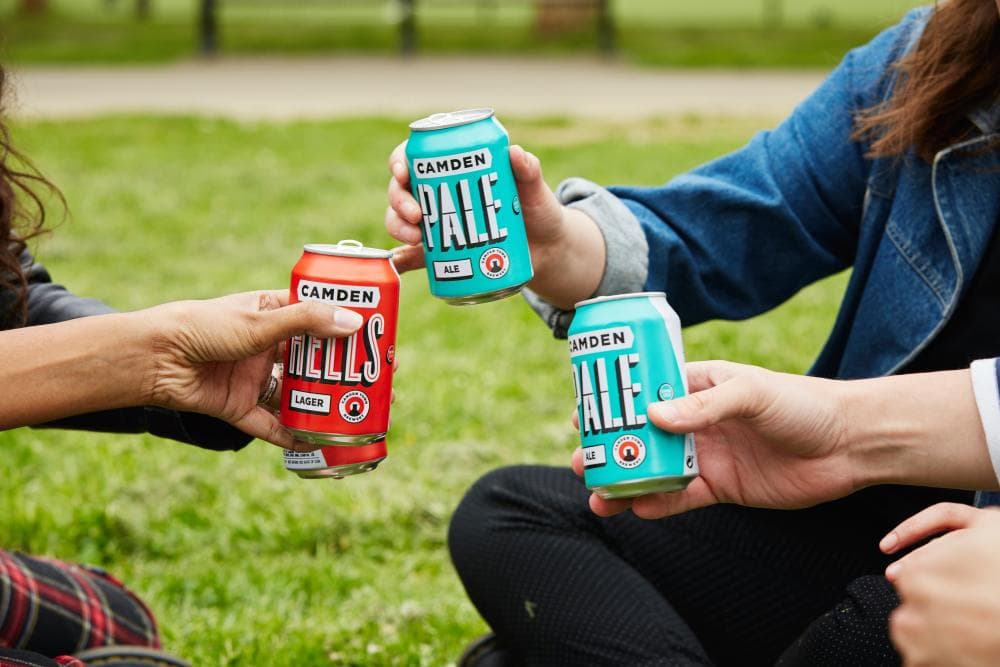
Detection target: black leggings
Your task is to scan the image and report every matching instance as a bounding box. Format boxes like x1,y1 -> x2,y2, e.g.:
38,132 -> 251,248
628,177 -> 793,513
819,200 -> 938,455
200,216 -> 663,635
448,465 -> 973,667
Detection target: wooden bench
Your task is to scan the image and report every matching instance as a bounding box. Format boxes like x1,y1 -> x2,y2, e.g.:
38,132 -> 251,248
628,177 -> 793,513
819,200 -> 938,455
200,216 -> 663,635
197,0 -> 614,56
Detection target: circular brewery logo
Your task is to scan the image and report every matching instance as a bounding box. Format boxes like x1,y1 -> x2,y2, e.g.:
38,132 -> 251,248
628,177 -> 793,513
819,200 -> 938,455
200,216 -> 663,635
512,195 -> 522,215
480,248 -> 510,280
385,344 -> 396,366
338,391 -> 370,423
657,383 -> 675,401
612,434 -> 646,469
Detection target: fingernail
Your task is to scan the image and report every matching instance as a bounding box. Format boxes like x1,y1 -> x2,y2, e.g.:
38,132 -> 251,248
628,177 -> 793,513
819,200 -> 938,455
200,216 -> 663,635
392,161 -> 407,177
885,562 -> 901,579
334,309 -> 363,330
405,201 -> 421,218
652,401 -> 681,422
880,532 -> 898,552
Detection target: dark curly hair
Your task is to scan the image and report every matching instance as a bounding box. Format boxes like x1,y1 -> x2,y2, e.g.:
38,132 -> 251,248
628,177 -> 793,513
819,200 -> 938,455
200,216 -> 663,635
0,65 -> 63,328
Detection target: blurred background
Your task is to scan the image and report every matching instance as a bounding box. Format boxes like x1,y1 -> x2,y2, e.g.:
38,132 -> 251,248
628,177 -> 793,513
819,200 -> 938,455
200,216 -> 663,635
0,2 -> 926,666
2,0 -> 924,66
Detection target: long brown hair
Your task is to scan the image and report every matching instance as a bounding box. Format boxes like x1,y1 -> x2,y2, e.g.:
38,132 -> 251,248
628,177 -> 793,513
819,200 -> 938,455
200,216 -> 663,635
0,65 -> 61,328
856,0 -> 1000,162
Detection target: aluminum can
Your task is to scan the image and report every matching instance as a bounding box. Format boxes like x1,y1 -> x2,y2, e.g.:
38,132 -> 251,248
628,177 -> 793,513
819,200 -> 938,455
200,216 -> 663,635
406,108 -> 533,305
283,439 -> 387,479
280,240 -> 399,447
568,292 -> 698,499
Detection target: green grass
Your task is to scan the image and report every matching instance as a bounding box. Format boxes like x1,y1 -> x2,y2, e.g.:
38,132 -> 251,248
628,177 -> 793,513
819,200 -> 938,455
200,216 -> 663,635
0,114 -> 847,665
0,0 -> 926,66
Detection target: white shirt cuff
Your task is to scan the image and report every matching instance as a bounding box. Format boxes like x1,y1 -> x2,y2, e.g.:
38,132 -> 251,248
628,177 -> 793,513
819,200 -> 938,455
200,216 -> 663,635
970,358 -> 1000,485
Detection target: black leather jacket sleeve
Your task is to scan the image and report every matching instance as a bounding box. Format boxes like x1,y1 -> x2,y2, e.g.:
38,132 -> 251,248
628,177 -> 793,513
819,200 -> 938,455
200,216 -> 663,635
19,249 -> 252,452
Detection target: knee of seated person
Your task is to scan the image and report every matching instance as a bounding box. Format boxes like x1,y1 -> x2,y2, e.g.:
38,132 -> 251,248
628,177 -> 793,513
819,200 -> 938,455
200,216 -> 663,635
448,466 -> 562,557
843,575 -> 899,618
449,466 -> 525,534
449,465 -> 586,548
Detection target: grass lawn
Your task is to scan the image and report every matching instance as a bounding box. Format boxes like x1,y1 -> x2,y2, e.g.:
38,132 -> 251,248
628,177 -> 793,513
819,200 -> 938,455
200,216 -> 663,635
0,114 -> 847,665
0,0 -> 926,66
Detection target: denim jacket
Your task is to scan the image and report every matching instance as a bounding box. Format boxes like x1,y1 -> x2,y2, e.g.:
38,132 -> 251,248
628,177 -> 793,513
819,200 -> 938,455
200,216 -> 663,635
525,8 -> 1000,488
530,7 -> 999,380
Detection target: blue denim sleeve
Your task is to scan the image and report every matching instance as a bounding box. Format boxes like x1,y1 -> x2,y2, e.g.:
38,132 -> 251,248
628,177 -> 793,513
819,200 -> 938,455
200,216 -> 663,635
609,10 -> 929,326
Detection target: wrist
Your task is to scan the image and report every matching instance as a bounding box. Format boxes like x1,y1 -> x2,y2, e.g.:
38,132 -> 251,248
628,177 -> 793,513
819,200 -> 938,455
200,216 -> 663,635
71,311 -> 158,410
843,370 -> 995,491
528,206 -> 605,309
841,378 -> 909,490
137,303 -> 185,408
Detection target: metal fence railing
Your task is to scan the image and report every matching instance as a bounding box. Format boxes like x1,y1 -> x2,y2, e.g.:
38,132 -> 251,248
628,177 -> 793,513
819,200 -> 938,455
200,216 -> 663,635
196,0 -> 615,56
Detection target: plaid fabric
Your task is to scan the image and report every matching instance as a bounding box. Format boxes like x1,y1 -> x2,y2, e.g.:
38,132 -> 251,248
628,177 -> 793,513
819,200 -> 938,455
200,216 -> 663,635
0,649 -> 82,666
0,550 -> 159,657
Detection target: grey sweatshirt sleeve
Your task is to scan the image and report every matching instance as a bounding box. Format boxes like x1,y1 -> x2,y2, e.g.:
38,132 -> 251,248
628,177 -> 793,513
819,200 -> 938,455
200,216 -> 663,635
523,177 -> 649,338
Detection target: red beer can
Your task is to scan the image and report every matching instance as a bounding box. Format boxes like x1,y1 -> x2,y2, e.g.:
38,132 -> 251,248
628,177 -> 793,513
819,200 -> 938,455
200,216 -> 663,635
283,439 -> 387,479
280,240 -> 399,455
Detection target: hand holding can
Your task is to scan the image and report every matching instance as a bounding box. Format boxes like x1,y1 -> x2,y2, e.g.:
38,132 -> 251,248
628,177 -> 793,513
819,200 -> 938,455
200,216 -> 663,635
279,240 -> 400,479
404,109 -> 534,305
568,292 -> 698,499
387,132 -> 607,310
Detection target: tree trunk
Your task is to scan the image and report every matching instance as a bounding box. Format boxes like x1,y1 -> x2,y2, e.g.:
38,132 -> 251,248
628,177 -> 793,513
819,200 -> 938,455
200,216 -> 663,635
535,0 -> 599,35
19,0 -> 50,15
762,0 -> 783,29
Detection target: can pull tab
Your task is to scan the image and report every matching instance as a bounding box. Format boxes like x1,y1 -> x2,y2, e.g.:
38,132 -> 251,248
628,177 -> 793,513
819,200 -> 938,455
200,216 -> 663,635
336,239 -> 365,252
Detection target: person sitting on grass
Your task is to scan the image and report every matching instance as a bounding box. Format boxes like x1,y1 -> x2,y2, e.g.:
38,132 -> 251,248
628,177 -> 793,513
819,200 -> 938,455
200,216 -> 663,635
385,0 -> 1000,663
577,358 -> 1000,667
0,65 -> 364,667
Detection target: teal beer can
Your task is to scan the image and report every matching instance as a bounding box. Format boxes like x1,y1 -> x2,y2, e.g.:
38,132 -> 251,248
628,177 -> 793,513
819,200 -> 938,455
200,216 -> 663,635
568,292 -> 698,499
406,109 -> 533,305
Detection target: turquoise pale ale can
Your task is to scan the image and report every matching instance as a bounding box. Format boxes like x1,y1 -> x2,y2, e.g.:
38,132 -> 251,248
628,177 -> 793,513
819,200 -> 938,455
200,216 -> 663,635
568,292 -> 698,499
406,109 -> 533,305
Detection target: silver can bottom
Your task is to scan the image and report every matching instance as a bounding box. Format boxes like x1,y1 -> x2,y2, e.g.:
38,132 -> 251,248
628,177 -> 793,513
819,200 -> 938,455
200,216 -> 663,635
440,283 -> 526,306
295,457 -> 386,480
591,474 -> 697,500
288,428 -> 385,446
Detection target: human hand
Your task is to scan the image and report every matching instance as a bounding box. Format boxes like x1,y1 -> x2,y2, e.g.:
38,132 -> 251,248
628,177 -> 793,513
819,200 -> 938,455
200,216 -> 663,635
385,141 -> 603,308
570,360 -> 858,518
881,503 -> 1000,667
146,290 -> 363,450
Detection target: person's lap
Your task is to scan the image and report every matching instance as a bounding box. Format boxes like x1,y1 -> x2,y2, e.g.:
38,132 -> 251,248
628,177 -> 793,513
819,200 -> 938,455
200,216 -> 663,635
449,465 -> 972,666
0,550 -> 159,657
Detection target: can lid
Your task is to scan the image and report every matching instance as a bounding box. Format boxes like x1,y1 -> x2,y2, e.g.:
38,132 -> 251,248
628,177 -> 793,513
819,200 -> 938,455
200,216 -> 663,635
304,240 -> 393,259
409,108 -> 495,131
574,291 -> 667,309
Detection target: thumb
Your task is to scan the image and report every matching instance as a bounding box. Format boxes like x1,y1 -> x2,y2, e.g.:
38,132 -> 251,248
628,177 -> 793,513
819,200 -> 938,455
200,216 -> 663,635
648,379 -> 751,433
254,301 -> 363,351
509,145 -> 563,225
391,244 -> 426,273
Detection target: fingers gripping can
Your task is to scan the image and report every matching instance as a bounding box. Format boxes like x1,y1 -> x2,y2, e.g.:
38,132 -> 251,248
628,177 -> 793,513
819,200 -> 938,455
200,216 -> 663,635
568,292 -> 698,499
406,108 -> 533,305
280,241 -> 400,477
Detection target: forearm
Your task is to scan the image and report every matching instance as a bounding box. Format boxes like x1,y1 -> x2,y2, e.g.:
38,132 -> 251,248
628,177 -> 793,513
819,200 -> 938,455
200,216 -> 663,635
523,179 -> 649,336
845,369 -> 998,491
527,207 -> 606,310
0,312 -> 156,429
